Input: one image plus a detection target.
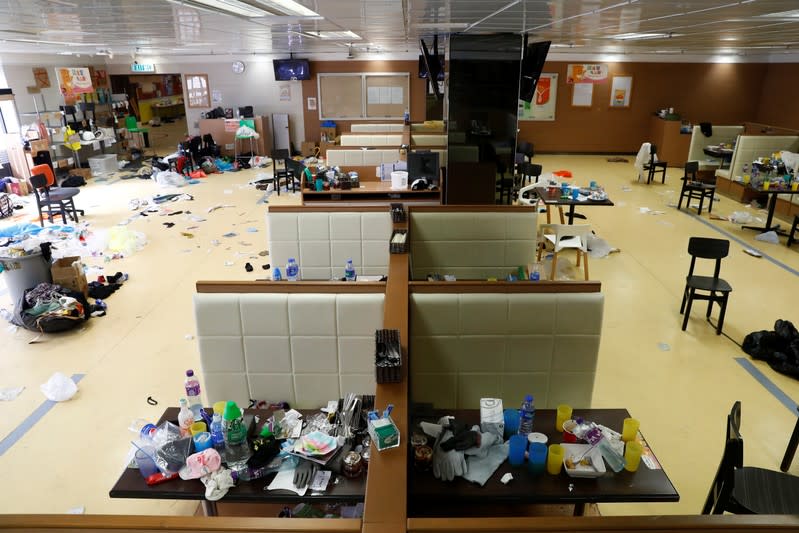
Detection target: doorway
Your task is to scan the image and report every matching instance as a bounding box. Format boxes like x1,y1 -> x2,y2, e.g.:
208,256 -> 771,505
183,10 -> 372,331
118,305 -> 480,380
110,73 -> 186,156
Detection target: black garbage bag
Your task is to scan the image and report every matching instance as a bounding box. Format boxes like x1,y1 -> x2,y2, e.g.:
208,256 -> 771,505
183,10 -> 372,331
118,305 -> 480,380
12,283 -> 90,333
743,319 -> 799,379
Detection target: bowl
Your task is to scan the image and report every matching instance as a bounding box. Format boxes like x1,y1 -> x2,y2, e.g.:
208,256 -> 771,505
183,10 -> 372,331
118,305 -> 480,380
562,443 -> 606,478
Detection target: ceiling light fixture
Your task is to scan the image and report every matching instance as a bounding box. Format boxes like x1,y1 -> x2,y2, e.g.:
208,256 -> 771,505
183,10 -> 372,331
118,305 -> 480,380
168,0 -> 268,17
613,32 -> 674,40
314,30 -> 361,40
253,0 -> 319,17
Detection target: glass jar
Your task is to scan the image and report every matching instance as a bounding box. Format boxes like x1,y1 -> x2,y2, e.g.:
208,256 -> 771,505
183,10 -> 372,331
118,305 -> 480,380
342,451 -> 363,478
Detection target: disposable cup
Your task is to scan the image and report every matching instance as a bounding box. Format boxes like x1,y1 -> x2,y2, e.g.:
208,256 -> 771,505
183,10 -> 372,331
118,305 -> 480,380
763,180 -> 771,191
503,408 -> 520,439
556,404 -> 573,432
547,444 -> 564,475
624,441 -> 644,472
621,417 -> 640,442
571,187 -> 579,200
508,434 -> 527,466
190,421 -> 207,436
792,182 -> 798,191
743,174 -> 751,185
193,431 -> 212,452
527,442 -> 547,474
213,401 -> 227,416
135,449 -> 159,478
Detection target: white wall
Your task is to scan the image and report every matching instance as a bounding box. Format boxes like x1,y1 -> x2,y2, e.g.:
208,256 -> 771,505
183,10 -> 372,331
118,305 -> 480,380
105,56 -> 305,151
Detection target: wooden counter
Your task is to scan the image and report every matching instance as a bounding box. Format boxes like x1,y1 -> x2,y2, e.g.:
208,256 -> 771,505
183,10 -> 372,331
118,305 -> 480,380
199,115 -> 272,157
302,181 -> 441,206
649,117 -> 691,168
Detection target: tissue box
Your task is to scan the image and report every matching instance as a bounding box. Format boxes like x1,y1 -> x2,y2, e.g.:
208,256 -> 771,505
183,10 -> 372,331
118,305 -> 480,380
50,256 -> 88,297
368,417 -> 400,451
480,398 -> 504,438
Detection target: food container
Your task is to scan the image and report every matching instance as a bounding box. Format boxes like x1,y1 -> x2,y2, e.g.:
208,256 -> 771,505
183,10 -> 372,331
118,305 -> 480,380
562,443 -> 606,478
342,451 -> 364,478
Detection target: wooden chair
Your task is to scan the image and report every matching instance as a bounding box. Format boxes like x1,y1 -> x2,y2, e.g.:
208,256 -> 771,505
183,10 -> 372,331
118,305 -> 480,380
678,160 -> 716,215
780,405 -> 799,472
537,223 -> 592,280
680,237 -> 732,335
703,401 -> 799,514
29,163 -> 83,226
644,143 -> 668,184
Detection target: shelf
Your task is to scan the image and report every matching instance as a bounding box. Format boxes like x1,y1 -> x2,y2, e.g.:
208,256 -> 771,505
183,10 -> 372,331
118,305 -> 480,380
302,181 -> 441,206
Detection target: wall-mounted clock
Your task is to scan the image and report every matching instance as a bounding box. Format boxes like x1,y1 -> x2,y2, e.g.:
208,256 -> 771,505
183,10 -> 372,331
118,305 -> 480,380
232,61 -> 246,74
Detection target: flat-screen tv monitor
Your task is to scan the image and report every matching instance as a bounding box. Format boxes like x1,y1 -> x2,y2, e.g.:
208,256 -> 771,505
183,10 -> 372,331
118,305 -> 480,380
408,151 -> 440,186
519,41 -> 551,103
418,55 -> 445,81
273,59 -> 310,81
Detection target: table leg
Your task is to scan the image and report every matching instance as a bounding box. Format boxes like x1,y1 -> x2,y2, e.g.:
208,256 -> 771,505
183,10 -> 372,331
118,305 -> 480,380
742,193 -> 785,234
202,500 -> 218,516
780,411 -> 799,472
573,502 -> 586,516
565,205 -> 587,224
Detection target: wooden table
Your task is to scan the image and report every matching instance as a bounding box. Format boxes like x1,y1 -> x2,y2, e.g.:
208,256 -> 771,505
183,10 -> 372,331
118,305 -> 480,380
740,186 -> 799,235
109,407 -> 366,516
302,181 -> 441,206
703,146 -> 734,169
534,186 -> 614,224
408,408 -> 678,517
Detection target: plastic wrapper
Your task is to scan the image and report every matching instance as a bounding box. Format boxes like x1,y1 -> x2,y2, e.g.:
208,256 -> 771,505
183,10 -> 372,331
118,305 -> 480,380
569,419 -> 626,472
106,226 -> 147,256
155,436 -> 193,474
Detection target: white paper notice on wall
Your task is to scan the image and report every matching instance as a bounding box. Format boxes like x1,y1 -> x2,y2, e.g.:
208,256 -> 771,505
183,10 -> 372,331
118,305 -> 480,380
212,90 -> 222,104
367,87 -> 380,104
390,87 -> 403,104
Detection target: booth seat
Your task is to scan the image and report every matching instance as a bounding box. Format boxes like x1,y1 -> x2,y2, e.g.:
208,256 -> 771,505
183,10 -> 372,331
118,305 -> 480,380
339,134 -> 403,146
194,289 -> 384,409
686,125 -> 743,170
409,288 -> 604,409
351,123 -> 404,133
268,207 -> 392,280
716,135 -> 799,182
326,148 -> 401,168
409,207 -> 538,281
411,133 -> 447,147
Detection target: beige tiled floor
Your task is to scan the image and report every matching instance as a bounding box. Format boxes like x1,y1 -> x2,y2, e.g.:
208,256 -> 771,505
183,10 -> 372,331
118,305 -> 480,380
0,154 -> 797,517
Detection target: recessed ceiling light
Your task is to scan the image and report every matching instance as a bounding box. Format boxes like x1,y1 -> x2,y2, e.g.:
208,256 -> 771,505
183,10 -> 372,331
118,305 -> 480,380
315,31 -> 361,40
759,9 -> 799,18
168,0 -> 268,17
614,32 -> 675,40
416,23 -> 468,30
254,0 -> 320,17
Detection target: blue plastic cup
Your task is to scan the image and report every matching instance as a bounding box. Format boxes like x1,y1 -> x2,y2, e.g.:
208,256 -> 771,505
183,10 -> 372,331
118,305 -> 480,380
135,449 -> 159,478
571,187 -> 579,200
193,431 -> 212,452
503,408 -> 520,438
508,434 -> 527,466
528,442 -> 548,475
590,181 -> 598,189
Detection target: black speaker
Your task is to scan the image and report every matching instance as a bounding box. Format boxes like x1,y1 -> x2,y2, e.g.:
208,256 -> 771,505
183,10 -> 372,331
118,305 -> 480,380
238,106 -> 254,118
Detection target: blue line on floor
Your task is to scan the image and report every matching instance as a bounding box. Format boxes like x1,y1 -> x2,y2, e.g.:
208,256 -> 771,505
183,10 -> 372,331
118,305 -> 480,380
0,373 -> 85,456
735,358 -> 798,414
678,208 -> 799,277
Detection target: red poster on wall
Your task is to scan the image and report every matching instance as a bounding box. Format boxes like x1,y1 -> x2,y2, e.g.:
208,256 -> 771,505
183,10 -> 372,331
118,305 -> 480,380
535,76 -> 551,105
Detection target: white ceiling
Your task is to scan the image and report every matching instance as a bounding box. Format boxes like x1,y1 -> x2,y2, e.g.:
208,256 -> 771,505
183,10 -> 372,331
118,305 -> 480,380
1,0 -> 798,62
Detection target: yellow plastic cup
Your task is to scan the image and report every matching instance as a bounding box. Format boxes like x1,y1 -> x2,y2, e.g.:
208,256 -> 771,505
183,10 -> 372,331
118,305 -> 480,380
621,417 -> 640,442
763,180 -> 770,191
743,174 -> 751,185
213,401 -> 227,416
547,444 -> 564,475
624,441 -> 644,472
556,404 -> 573,432
792,182 -> 798,191
190,421 -> 207,436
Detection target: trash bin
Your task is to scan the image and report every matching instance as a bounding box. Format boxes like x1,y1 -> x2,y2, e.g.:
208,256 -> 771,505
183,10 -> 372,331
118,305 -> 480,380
0,252 -> 53,304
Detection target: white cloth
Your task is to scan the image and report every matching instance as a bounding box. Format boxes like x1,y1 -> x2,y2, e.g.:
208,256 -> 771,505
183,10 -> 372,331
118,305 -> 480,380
781,151 -> 799,172
634,142 -> 652,172
40,372 -> 77,402
200,468 -> 236,501
462,441 -> 509,487
235,125 -> 260,139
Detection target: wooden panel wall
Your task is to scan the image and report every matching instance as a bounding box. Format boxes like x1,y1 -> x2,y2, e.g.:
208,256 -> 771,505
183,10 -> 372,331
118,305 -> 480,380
756,63 -> 799,130
302,61 -> 426,144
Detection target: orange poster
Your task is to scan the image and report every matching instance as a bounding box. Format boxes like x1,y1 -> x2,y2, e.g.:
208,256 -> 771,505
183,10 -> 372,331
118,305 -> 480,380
566,64 -> 608,84
56,67 -> 94,99
535,76 -> 551,105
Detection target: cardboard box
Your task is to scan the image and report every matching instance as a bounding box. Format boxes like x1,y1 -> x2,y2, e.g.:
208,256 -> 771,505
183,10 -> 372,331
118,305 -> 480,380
69,168 -> 93,180
51,256 -> 88,297
320,126 -> 336,143
29,139 -> 50,156
319,141 -> 336,157
300,141 -> 318,157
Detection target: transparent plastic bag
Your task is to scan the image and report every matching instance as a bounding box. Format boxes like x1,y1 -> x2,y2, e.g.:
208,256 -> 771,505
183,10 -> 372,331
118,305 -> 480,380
155,436 -> 193,474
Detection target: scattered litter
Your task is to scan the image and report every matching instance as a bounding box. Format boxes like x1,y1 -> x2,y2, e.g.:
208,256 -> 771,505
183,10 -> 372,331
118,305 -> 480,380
607,157 -> 629,163
189,215 -> 207,222
743,248 -> 763,258
66,507 -> 85,515
223,189 -> 233,195
246,227 -> 258,233
163,222 -> 175,228
709,214 -> 729,221
587,234 -> 615,259
657,342 -> 671,351
222,232 -> 237,238
639,207 -> 665,215
238,241 -> 252,246
185,334 -> 194,340
262,264 -> 270,270
167,210 -> 184,216
729,211 -> 754,224
211,240 -> 221,246
207,204 -> 234,214
259,250 -> 269,256
621,186 -> 632,192
500,473 -> 513,484
40,372 -> 78,402
180,232 -> 195,239
224,261 -> 235,267
245,262 -> 254,272
186,226 -> 199,230
755,231 -> 779,244
0,386 -> 24,401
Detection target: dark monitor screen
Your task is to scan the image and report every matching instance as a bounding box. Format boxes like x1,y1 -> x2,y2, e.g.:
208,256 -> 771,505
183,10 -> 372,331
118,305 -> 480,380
408,151 -> 440,185
418,55 -> 445,81
273,59 -> 310,81
285,158 -> 306,177
519,41 -> 551,103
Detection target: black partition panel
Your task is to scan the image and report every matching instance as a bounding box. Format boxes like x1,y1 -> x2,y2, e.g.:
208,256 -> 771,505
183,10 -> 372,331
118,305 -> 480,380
446,34 -> 522,204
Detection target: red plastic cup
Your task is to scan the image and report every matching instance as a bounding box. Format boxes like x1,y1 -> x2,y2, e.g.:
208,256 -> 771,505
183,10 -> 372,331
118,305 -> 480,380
563,431 -> 578,443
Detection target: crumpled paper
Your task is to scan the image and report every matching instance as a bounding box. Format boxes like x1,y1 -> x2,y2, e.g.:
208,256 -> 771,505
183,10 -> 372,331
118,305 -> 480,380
0,386 -> 24,401
40,372 -> 78,402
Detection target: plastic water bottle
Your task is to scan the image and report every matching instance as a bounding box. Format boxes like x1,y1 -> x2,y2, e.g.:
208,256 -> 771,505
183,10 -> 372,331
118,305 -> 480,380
178,398 -> 193,438
344,259 -> 356,281
286,258 -> 299,281
210,413 -> 226,456
184,369 -> 202,421
518,394 -> 536,436
273,267 -> 282,281
223,401 -> 251,474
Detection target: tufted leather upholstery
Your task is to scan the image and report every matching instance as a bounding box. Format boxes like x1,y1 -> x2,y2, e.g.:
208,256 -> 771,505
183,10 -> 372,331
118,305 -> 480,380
339,134 -> 403,146
687,125 -> 743,170
326,149 -> 402,168
351,123 -> 405,132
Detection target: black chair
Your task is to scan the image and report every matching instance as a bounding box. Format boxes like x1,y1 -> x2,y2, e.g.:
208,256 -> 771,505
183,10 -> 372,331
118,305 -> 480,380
780,405 -> 799,472
644,144 -> 668,184
517,141 -> 534,161
678,161 -> 716,215
29,173 -> 82,226
702,401 -> 799,514
680,237 -> 732,335
495,163 -> 513,204
271,149 -> 298,195
788,215 -> 799,247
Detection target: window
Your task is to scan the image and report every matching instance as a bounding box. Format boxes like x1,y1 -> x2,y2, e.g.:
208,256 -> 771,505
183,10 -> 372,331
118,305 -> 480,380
185,74 -> 210,108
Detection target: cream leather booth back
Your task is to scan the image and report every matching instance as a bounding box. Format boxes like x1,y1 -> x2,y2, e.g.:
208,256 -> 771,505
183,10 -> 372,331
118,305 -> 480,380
268,210 -> 392,280
351,123 -> 405,133
717,135 -> 799,181
410,292 -> 604,409
194,292 -> 384,408
339,134 -> 403,146
687,125 -> 743,170
325,149 -> 402,168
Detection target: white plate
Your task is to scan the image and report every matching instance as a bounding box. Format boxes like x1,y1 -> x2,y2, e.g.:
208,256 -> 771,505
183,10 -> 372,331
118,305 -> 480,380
562,443 -> 606,478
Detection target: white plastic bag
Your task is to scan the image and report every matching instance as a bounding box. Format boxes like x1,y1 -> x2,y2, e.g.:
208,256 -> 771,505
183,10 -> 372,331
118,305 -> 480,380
40,372 -> 78,402
755,231 -> 779,244
153,170 -> 187,188
729,211 -> 753,224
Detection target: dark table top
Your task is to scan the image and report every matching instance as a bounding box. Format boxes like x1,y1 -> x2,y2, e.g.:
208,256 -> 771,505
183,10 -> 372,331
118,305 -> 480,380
534,186 -> 614,208
703,146 -> 734,158
109,407 -> 365,504
408,408 -> 678,511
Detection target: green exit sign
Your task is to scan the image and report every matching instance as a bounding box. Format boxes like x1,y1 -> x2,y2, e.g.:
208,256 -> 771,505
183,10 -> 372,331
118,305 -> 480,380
131,63 -> 155,73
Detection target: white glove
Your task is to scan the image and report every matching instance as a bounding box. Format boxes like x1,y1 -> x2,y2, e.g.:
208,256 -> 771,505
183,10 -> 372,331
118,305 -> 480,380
201,468 -> 236,501
432,430 -> 467,482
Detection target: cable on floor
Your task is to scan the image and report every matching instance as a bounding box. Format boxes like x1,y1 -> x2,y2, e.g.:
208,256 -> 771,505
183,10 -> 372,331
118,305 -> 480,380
707,317 -> 743,349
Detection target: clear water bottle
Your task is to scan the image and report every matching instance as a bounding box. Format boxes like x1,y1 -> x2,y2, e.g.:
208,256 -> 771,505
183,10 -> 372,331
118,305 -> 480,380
178,398 -> 193,438
518,394 -> 535,436
223,400 -> 251,475
184,369 -> 202,421
344,259 -> 356,281
273,267 -> 282,281
286,258 -> 299,281
210,413 -> 226,457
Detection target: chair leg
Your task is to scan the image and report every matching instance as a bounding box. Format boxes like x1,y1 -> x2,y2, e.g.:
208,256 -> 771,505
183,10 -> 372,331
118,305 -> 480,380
582,252 -> 589,281
677,189 -> 685,210
545,206 -> 552,224
706,291 -> 715,317
550,252 -> 558,280
679,286 -> 688,314
682,289 -> 695,331
558,207 -> 565,224
780,413 -> 799,472
708,190 -> 715,214
697,194 -> 705,215
661,169 -> 666,184
716,293 -> 728,335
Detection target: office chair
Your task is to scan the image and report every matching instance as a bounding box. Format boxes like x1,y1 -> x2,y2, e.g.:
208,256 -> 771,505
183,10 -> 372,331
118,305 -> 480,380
680,237 -> 732,335
644,144 -> 668,184
677,160 -> 716,215
29,165 -> 83,226
702,401 -> 799,514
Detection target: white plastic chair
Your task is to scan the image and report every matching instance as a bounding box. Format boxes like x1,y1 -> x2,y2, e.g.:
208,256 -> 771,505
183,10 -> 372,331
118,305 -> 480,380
518,176 -> 565,224
537,223 -> 592,280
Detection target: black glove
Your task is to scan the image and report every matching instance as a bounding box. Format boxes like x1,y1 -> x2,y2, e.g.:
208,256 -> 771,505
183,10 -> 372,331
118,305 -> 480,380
440,429 -> 480,452
293,459 -> 314,489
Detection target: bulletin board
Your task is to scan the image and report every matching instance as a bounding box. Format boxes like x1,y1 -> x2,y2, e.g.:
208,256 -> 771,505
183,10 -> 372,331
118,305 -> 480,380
318,74 -> 363,119
318,73 -> 409,120
365,74 -> 408,118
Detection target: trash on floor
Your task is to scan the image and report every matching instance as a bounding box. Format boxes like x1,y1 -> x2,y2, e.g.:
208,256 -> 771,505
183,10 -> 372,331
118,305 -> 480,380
0,386 -> 24,401
755,231 -> 779,244
40,372 -> 78,402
